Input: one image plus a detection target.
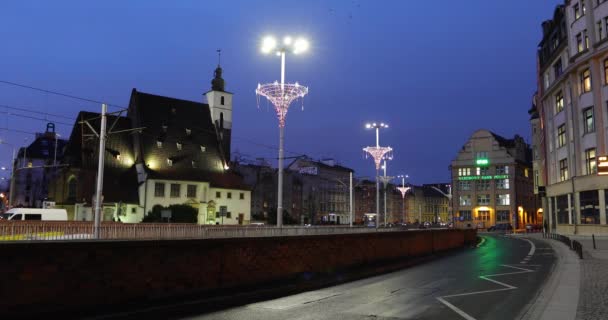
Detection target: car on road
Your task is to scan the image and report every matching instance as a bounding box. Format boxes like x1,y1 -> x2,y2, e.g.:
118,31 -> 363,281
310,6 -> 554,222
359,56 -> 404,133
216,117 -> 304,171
488,223 -> 513,232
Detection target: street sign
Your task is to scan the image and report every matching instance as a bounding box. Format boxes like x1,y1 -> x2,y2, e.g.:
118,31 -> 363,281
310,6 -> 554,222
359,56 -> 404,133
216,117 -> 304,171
219,206 -> 228,217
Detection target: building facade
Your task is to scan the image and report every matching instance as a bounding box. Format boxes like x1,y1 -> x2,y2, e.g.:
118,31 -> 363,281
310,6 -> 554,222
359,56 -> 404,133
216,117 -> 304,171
11,123 -> 67,208
50,65 -> 251,224
533,1 -> 608,234
451,130 -> 538,229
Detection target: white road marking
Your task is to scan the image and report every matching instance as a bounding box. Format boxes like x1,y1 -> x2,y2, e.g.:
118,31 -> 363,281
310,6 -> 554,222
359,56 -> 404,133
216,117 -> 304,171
436,264 -> 535,320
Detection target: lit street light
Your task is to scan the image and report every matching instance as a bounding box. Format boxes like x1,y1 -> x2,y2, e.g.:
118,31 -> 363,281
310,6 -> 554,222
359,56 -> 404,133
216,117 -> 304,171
396,174 -> 411,223
257,35 -> 309,227
363,122 -> 392,229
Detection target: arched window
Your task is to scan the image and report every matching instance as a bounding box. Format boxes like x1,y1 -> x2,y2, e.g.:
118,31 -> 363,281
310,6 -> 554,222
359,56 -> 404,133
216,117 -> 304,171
67,177 -> 77,200
220,112 -> 224,130
220,96 -> 225,105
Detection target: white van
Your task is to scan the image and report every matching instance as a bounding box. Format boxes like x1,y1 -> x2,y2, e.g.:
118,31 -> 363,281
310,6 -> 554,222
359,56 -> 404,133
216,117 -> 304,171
1,208 -> 68,221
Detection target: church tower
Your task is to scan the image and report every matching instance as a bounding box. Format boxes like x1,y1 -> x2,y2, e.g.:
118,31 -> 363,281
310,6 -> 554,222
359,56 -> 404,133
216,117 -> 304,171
205,54 -> 233,163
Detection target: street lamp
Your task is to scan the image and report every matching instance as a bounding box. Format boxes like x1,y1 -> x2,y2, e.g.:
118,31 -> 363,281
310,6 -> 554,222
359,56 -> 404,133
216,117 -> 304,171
0,140 -> 16,208
396,174 -> 411,223
379,156 -> 394,226
257,35 -> 309,228
363,122 -> 392,229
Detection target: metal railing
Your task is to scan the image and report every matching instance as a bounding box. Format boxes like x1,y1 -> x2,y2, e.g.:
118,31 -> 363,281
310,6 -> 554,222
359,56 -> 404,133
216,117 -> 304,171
0,221 -> 436,241
546,232 -> 583,259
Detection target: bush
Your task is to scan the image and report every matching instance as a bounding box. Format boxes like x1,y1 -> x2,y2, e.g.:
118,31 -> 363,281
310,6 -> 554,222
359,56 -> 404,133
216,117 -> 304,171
142,204 -> 198,223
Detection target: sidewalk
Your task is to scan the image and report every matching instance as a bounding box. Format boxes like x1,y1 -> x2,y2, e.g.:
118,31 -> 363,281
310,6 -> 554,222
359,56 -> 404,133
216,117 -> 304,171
520,233 -> 580,320
519,233 -> 608,320
563,235 -> 608,320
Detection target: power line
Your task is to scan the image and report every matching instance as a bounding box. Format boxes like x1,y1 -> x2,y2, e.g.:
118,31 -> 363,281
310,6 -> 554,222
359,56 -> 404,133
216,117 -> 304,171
0,127 -> 38,136
0,80 -> 124,110
0,103 -> 75,120
0,111 -> 73,127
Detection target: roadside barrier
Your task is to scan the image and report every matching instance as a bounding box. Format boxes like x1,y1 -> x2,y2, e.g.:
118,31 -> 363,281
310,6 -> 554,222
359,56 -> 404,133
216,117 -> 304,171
546,232 -> 583,259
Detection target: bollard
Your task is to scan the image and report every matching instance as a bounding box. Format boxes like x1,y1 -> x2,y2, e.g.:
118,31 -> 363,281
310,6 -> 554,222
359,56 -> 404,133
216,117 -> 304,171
593,234 -> 596,250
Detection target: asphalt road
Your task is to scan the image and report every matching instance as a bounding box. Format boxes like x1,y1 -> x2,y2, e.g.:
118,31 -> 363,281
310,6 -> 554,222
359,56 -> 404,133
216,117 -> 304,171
183,234 -> 556,320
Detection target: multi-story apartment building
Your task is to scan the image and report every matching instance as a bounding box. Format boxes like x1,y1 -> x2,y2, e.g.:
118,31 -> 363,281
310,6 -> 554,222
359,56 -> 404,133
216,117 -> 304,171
451,130 -> 538,229
11,123 -> 67,208
533,1 -> 608,234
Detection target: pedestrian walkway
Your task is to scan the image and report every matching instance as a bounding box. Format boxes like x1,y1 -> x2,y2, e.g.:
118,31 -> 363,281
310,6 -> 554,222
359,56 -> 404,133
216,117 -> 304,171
516,233 -> 608,320
564,235 -> 608,320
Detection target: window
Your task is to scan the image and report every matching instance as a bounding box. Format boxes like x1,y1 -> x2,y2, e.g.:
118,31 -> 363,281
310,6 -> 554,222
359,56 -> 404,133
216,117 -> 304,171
477,210 -> 490,221
555,91 -> 564,113
559,158 -> 569,181
191,160 -> 196,168
581,69 -> 592,93
605,60 -> 608,84
459,210 -> 472,221
557,195 -> 570,224
580,190 -> 600,224
187,184 -> 197,198
226,211 -> 231,218
496,210 -> 510,222
227,192 -> 232,199
577,33 -> 584,52
585,29 -> 590,49
459,195 -> 471,206
176,142 -> 182,151
200,145 -> 206,153
167,158 -> 173,167
131,207 -> 136,214
583,107 -> 595,133
475,152 -> 488,159
476,167 -> 489,176
477,180 -> 491,191
185,128 -> 191,136
221,96 -> 225,105
240,193 -> 244,200
553,60 -> 563,78
458,168 -> 471,176
524,168 -> 529,177
459,181 -> 471,191
544,73 -> 550,89
496,179 -> 510,190
599,21 -> 604,41
574,3 -> 581,19
497,194 -> 510,206
157,140 -> 163,148
586,148 -> 597,174
558,124 -> 566,148
216,191 -> 221,198
583,1 -> 587,15
496,166 -> 509,175
534,170 -> 539,187
154,183 -> 165,197
477,194 -> 490,205
170,184 -> 180,197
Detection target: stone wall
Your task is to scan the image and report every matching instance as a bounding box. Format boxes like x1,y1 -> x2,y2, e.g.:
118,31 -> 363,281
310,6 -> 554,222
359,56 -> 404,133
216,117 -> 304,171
0,229 -> 476,317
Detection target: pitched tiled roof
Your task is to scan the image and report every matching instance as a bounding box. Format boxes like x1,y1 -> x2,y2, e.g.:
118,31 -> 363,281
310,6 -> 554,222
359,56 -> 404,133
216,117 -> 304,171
490,132 -> 516,149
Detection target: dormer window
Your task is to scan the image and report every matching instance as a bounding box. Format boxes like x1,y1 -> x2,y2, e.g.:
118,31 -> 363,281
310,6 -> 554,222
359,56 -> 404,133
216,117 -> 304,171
167,158 -> 173,167
191,160 -> 196,168
157,140 -> 163,148
200,145 -> 206,152
176,142 -> 182,151
185,128 -> 191,136
162,125 -> 168,132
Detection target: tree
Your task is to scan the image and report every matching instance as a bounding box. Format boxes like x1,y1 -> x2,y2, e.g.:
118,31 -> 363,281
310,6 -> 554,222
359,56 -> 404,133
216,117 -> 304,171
142,204 -> 198,223
267,206 -> 298,225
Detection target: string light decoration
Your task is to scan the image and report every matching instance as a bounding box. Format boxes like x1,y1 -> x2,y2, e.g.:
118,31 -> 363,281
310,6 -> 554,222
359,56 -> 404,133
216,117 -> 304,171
256,82 -> 308,127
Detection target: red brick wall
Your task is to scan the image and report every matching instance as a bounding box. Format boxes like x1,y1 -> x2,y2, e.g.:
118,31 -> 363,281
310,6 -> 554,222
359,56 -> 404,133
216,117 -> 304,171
0,229 -> 475,317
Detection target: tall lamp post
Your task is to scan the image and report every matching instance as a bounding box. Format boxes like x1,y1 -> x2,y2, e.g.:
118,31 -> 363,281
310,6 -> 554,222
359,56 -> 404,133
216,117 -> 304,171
0,140 -> 16,208
379,157 -> 394,226
256,35 -> 309,227
363,122 -> 391,229
396,174 -> 411,224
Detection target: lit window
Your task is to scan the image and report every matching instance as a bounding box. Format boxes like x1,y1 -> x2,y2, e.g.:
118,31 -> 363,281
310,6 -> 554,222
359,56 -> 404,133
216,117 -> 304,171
498,194 -> 510,205
157,140 -> 163,148
176,142 -> 182,151
584,29 -> 589,49
558,124 -> 566,148
497,179 -> 510,190
185,128 -> 191,136
167,158 -> 173,167
496,166 -> 509,175
555,91 -> 564,113
477,194 -> 490,205
162,125 -> 168,132
585,148 -> 597,174
583,107 -> 595,133
200,145 -> 206,153
577,33 -> 584,52
560,158 -> 569,181
581,69 -> 592,93
477,210 -> 490,221
459,195 -> 471,206
574,3 -> 581,19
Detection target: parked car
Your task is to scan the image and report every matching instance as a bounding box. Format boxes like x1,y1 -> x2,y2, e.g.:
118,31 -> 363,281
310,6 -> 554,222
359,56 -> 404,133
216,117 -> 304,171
2,208 -> 68,221
488,223 -> 513,232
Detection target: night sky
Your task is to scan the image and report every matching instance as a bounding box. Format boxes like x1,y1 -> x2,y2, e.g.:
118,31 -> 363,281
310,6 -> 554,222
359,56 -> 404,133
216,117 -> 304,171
0,0 -> 562,185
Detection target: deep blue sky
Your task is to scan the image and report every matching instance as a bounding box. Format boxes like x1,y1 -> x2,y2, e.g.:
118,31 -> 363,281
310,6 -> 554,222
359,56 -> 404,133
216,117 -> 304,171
0,0 -> 562,185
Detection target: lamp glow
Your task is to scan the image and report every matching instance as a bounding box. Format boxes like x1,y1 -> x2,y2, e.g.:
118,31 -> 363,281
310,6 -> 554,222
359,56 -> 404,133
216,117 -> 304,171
283,36 -> 293,45
293,38 -> 309,54
261,36 -> 277,54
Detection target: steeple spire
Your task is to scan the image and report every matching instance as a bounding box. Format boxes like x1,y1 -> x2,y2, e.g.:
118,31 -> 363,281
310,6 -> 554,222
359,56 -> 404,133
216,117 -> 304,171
211,49 -> 225,91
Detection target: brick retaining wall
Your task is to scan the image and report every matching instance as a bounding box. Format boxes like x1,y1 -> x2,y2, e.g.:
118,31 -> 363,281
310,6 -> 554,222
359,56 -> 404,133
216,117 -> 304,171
0,229 -> 476,317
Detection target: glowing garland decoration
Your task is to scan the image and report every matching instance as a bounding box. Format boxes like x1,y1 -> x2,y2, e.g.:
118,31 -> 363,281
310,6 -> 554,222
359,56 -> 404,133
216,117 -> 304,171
363,146 -> 393,170
256,81 -> 308,127
379,175 -> 394,186
397,186 -> 411,198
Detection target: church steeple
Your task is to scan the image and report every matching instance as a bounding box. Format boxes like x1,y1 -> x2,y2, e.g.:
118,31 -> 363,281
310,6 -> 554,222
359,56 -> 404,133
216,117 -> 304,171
211,49 -> 225,92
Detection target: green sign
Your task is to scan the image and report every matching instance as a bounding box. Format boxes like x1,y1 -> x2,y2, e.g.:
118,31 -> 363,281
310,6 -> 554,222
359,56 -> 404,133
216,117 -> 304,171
476,158 -> 489,166
458,175 -> 509,181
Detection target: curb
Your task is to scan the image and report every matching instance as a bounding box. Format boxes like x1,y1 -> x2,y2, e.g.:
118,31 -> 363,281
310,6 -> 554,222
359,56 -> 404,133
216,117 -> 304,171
519,236 -> 580,320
